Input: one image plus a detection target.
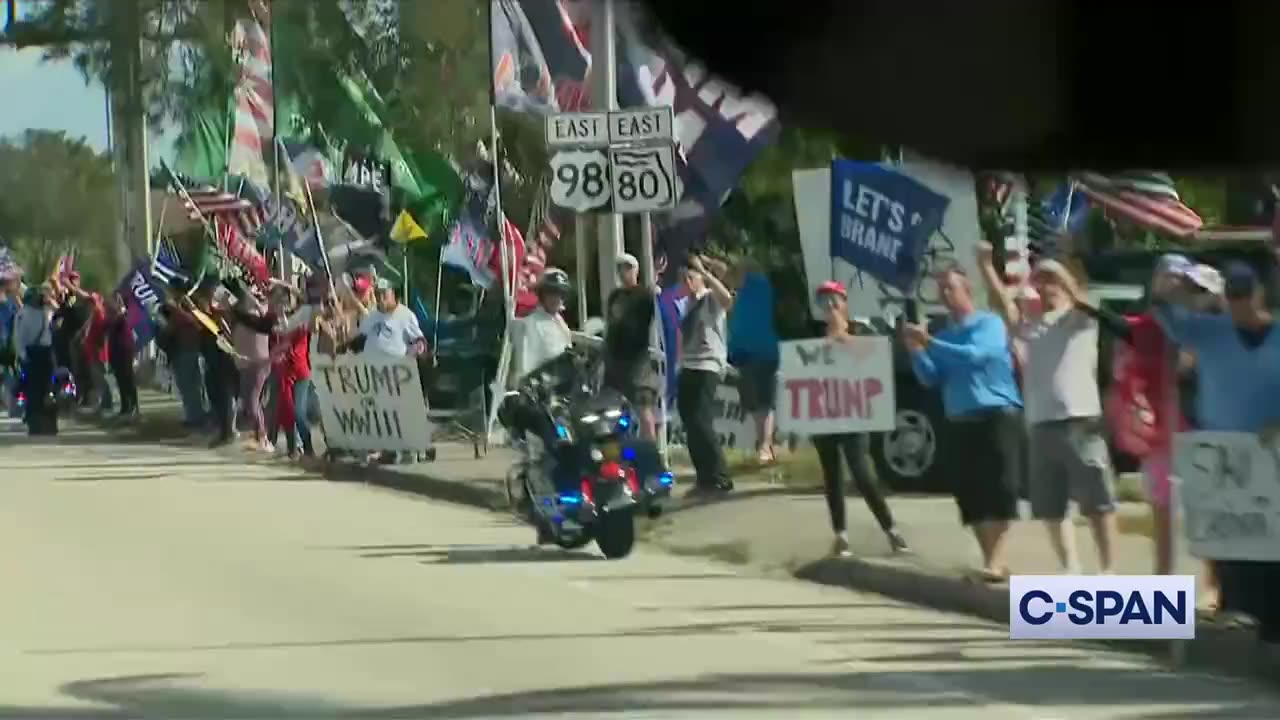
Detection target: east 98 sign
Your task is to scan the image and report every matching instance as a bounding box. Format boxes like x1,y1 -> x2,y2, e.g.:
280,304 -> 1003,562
548,145 -> 678,214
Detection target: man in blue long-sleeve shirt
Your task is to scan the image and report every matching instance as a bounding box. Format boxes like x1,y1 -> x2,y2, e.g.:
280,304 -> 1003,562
903,264 -> 1023,582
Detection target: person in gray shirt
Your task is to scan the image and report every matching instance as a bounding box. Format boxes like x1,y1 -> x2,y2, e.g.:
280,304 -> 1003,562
678,254 -> 734,493
979,245 -> 1117,574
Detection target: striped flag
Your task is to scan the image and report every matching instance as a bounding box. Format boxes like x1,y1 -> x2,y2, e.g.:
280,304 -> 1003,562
227,1 -> 274,189
178,185 -> 267,241
1075,172 -> 1203,238
151,240 -> 190,287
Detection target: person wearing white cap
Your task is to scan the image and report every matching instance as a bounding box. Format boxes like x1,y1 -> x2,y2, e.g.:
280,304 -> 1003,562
977,243 -> 1118,574
1084,254 -> 1219,579
603,253 -> 661,439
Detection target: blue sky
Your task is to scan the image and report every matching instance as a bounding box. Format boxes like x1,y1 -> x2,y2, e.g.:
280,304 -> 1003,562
0,0 -> 179,162
0,47 -> 112,150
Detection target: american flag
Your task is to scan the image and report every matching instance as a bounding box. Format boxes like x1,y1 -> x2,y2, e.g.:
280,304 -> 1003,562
179,185 -> 267,240
151,239 -> 190,286
226,1 -> 274,189
1074,172 -> 1203,238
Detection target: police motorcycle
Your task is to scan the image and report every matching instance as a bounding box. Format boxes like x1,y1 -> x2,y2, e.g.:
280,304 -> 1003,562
498,342 -> 674,559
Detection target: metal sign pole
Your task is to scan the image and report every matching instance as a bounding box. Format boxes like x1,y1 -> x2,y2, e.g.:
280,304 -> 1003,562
593,0 -> 623,315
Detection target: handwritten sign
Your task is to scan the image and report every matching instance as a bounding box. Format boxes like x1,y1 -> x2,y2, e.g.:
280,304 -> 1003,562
312,353 -> 433,453
1174,431 -> 1280,561
829,160 -> 950,292
777,337 -> 895,436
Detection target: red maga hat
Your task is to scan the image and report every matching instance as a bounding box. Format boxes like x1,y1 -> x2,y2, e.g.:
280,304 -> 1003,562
815,280 -> 847,299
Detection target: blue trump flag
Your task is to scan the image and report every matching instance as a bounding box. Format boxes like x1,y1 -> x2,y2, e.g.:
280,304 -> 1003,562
829,160 -> 950,292
115,261 -> 166,351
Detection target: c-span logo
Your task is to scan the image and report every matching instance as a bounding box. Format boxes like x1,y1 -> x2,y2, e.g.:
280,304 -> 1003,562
1010,575 -> 1196,640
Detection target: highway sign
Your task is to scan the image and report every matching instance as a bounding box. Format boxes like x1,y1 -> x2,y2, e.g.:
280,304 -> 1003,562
549,149 -> 612,212
545,112 -> 608,148
607,107 -> 674,145
608,145 -> 679,213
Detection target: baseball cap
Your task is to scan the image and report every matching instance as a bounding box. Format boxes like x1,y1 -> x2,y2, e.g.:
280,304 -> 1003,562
815,280 -> 848,299
1155,253 -> 1194,277
1186,264 -> 1224,295
375,277 -> 395,292
1223,261 -> 1259,299
616,253 -> 639,270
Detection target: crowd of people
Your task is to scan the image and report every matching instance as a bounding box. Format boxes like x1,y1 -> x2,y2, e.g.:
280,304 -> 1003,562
0,272 -> 138,433
0,265 -> 430,466
3,238 -> 1277,644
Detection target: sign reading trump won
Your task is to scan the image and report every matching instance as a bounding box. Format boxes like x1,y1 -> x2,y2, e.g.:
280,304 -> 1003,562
829,159 -> 950,292
777,337 -> 896,436
313,354 -> 433,453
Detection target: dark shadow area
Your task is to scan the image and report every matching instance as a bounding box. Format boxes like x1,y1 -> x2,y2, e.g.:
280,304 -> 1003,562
0,666 -> 1267,719
569,572 -> 742,582
351,542 -> 598,563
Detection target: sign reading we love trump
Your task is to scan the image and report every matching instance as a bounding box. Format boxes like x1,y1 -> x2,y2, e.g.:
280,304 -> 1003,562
777,337 -> 896,436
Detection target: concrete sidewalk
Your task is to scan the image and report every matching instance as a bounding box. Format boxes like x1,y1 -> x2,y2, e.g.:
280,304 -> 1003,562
86,388 -> 1279,684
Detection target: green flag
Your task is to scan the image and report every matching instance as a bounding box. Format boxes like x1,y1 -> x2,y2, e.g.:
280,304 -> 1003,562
173,106 -> 230,181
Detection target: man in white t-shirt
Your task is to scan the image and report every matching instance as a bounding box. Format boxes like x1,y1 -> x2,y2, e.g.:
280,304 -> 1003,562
980,251 -> 1116,574
345,278 -> 428,464
353,278 -> 426,358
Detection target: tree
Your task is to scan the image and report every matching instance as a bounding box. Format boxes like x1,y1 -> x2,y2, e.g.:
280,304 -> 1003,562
0,130 -> 119,288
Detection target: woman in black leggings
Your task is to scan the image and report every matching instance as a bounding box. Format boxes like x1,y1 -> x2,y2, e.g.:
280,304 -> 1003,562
811,281 -> 910,557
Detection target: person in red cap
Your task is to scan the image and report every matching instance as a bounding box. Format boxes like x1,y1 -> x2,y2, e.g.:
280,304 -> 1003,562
812,281 -> 910,556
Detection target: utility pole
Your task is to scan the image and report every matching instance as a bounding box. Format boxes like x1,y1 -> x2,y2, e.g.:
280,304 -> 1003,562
106,0 -> 152,279
591,0 -> 623,314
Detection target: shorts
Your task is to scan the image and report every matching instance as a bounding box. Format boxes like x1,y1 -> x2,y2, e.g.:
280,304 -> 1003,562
604,359 -> 661,411
735,360 -> 778,413
1141,447 -> 1174,509
1028,417 -> 1116,520
947,408 -> 1022,526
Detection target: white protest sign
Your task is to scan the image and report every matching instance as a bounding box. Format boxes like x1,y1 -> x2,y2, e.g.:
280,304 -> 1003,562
1174,431 -> 1280,562
312,353 -> 433,453
668,377 -> 758,451
777,337 -> 895,436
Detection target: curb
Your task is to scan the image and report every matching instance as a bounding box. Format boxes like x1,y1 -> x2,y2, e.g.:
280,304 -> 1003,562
796,555 -> 1280,685
323,459 -> 508,512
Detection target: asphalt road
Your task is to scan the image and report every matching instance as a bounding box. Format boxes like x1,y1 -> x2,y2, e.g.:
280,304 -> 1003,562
1,416 -> 1277,719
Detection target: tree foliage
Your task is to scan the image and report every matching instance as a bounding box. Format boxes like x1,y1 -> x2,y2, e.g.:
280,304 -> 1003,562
0,130 -> 118,287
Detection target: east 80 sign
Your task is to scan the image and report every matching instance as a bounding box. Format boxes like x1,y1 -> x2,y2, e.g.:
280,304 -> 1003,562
549,147 -> 679,214
545,108 -> 680,214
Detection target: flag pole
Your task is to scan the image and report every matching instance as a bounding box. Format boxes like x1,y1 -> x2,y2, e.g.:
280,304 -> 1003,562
301,174 -> 338,301
486,0 -> 513,443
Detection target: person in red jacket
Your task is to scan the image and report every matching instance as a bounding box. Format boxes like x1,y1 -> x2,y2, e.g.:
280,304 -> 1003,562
106,293 -> 138,420
1106,255 -> 1223,583
268,288 -> 312,459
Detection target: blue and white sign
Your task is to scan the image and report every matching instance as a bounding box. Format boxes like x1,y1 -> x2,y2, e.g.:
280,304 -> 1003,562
829,160 -> 950,292
1010,575 -> 1196,640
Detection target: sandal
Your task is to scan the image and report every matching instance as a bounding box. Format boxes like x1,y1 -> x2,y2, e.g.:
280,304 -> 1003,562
968,567 -> 1010,584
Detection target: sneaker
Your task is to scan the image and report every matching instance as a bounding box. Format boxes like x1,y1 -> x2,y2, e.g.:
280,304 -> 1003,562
258,440 -> 276,454
887,530 -> 911,554
831,536 -> 852,558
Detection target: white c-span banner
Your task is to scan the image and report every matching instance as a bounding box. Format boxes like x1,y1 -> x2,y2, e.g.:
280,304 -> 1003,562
312,353 -> 433,453
1009,575 -> 1196,640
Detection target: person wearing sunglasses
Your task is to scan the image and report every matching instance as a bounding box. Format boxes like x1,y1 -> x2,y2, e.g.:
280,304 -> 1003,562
812,281 -> 910,557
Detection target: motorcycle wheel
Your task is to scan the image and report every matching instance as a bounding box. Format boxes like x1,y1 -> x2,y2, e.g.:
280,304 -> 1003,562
595,511 -> 636,559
